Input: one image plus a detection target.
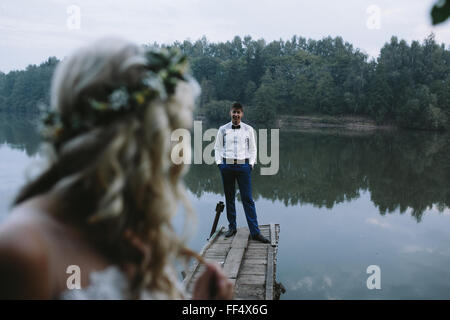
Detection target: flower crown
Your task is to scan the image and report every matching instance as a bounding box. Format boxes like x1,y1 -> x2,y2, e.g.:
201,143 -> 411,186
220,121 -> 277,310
41,47 -> 190,148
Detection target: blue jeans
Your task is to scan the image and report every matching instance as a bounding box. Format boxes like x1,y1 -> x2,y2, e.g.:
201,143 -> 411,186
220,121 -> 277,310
218,163 -> 261,236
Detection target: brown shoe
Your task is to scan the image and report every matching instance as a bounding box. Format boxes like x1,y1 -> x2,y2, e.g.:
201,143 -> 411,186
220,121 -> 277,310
225,229 -> 237,238
251,233 -> 270,243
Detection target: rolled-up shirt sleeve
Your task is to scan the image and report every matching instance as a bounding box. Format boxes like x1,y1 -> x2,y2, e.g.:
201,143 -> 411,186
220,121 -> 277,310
249,128 -> 257,166
214,128 -> 224,165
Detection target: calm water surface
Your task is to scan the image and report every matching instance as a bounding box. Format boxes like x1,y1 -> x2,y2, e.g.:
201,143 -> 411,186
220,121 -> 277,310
1,114 -> 449,299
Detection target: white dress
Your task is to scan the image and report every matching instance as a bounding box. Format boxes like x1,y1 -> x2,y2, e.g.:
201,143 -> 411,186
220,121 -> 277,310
60,266 -> 185,300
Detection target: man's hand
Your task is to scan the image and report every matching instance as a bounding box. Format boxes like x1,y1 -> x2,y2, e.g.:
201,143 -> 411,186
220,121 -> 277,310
192,262 -> 234,300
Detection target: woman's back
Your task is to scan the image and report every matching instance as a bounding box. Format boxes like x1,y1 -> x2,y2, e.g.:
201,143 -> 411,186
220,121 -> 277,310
0,37 -> 233,300
0,192 -> 113,299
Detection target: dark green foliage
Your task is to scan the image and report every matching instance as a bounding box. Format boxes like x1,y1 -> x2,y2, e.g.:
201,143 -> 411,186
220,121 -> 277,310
431,0 -> 450,25
0,57 -> 58,114
367,34 -> 450,130
189,34 -> 449,130
203,100 -> 233,122
1,34 -> 449,130
179,34 -> 449,130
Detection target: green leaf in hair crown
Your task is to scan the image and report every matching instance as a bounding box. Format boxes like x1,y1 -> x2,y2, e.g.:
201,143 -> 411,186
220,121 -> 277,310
41,47 -> 190,146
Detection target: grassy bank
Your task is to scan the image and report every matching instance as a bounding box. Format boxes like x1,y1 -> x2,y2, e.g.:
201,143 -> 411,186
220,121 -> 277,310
275,114 -> 396,131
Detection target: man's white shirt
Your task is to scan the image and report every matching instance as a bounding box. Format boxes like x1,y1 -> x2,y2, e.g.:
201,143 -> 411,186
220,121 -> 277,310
214,121 -> 257,166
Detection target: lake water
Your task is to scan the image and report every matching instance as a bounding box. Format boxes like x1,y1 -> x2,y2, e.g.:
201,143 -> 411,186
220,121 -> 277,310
1,113 -> 449,299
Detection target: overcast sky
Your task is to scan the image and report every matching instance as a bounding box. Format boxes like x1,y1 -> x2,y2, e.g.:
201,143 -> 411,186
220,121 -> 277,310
1,0 -> 449,73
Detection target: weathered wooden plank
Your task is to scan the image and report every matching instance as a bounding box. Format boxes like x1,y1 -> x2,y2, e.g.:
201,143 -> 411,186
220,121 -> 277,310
246,249 -> 268,253
205,251 -> 228,256
265,245 -> 274,300
245,245 -> 267,250
244,255 -> 267,260
207,245 -> 229,250
204,250 -> 228,255
215,240 -> 233,245
246,245 -> 267,250
239,264 -> 266,275
244,248 -> 267,255
270,223 -> 276,246
244,254 -> 267,259
238,274 -> 266,285
204,256 -> 226,261
183,226 -> 224,289
245,252 -> 268,256
206,250 -> 229,255
243,258 -> 267,264
186,223 -> 280,300
204,256 -> 227,261
222,248 -> 245,279
205,250 -> 228,256
244,257 -> 266,262
248,241 -> 270,246
235,284 -> 265,296
204,257 -> 224,263
209,243 -> 232,250
231,228 -> 250,249
246,248 -> 268,252
217,227 -> 250,281
208,244 -> 230,249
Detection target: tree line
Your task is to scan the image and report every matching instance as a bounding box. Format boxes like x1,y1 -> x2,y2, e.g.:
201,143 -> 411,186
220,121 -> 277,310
0,34 -> 449,130
0,57 -> 58,114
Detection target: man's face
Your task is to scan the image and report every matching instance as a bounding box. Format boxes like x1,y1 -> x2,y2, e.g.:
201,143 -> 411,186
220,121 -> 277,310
230,108 -> 243,125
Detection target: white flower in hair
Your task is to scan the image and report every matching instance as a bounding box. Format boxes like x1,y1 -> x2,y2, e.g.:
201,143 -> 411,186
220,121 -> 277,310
109,87 -> 130,110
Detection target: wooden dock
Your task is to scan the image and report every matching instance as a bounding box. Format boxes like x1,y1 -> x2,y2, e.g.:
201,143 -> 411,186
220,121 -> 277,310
183,224 -> 281,300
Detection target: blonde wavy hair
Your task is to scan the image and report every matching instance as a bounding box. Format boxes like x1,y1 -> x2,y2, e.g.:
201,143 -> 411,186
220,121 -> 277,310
13,37 -> 200,299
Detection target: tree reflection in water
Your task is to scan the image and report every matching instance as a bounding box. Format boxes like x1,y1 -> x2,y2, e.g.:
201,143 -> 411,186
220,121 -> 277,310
1,113 -> 448,222
184,129 -> 450,222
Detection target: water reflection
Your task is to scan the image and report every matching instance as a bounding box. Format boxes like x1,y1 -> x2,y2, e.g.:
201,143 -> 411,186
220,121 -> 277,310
1,114 -> 450,299
184,130 -> 450,222
0,113 -> 41,156
1,114 -> 448,222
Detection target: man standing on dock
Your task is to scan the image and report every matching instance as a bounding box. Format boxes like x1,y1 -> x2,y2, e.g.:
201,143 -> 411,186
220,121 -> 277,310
214,102 -> 270,243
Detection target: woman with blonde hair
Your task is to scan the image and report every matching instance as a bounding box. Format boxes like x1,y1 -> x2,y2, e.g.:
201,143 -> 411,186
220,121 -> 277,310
0,37 -> 233,299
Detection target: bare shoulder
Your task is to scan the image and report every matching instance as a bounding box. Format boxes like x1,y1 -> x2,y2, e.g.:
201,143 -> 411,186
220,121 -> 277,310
0,208 -> 52,299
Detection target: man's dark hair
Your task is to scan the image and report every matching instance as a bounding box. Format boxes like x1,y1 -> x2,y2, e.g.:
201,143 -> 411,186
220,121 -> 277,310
231,102 -> 243,111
